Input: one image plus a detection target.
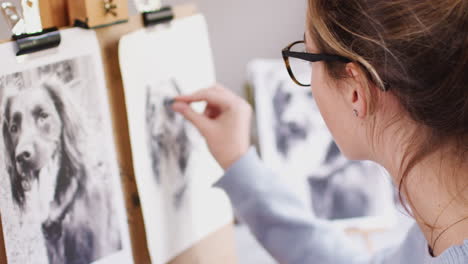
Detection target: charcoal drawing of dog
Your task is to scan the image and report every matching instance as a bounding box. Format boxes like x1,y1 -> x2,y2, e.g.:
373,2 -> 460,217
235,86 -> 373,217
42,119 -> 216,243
146,79 -> 191,210
2,78 -> 121,264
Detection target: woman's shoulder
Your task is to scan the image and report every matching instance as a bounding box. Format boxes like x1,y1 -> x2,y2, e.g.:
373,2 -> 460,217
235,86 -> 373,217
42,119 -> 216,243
392,224 -> 468,264
432,237 -> 468,263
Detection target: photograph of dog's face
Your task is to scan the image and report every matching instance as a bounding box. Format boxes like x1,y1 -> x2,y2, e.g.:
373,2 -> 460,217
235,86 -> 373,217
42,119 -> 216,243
252,61 -> 395,226
0,57 -> 124,264
272,81 -> 314,157
146,79 -> 191,210
4,86 -> 62,205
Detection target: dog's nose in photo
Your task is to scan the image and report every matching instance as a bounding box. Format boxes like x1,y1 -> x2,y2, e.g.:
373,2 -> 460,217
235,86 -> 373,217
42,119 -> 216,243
16,150 -> 32,163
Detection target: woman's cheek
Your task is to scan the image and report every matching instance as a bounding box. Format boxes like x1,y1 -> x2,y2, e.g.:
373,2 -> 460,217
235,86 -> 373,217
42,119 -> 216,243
311,68 -> 330,121
311,70 -> 341,140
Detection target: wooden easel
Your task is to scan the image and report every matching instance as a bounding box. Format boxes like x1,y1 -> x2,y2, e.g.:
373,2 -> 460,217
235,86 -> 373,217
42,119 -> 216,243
0,1 -> 238,264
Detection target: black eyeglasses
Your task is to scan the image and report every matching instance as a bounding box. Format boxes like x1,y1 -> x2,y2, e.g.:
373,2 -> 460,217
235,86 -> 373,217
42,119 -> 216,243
282,40 -> 351,87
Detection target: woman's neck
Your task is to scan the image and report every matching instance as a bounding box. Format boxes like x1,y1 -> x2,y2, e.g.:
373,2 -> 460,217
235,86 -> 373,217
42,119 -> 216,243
375,139 -> 468,256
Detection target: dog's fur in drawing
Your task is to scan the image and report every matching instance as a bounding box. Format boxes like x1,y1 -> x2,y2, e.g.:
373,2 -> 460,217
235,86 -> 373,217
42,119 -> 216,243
2,78 -> 121,264
272,83 -> 312,157
146,79 -> 191,209
308,142 -> 371,220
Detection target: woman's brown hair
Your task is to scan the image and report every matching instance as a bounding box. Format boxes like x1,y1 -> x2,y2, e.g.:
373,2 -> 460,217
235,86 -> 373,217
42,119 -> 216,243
307,0 -> 468,219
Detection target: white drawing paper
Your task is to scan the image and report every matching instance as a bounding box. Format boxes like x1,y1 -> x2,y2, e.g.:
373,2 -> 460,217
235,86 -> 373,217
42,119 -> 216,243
119,14 -> 233,264
250,59 -> 397,230
0,28 -> 133,264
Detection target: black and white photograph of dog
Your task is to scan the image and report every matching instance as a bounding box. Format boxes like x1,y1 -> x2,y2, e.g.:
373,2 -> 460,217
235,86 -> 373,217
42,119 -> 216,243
146,79 -> 192,210
271,80 -> 388,221
0,57 -> 123,264
252,61 -> 395,225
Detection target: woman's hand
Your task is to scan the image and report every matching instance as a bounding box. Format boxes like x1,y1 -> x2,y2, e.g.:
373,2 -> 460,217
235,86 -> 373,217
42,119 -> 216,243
172,84 -> 252,170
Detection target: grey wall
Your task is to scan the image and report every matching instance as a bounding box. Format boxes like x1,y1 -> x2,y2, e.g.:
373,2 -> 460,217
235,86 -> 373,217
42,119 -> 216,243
162,0 -> 307,94
1,0 -> 307,94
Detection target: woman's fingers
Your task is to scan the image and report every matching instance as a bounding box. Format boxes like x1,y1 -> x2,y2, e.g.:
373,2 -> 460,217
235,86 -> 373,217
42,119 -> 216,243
173,84 -> 252,169
172,101 -> 212,134
174,85 -> 231,109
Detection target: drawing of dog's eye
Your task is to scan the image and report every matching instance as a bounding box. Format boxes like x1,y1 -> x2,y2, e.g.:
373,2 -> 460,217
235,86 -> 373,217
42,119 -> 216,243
153,134 -> 164,142
9,124 -> 18,134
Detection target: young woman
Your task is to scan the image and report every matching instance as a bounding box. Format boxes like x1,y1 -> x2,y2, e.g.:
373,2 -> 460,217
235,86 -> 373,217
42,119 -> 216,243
172,0 -> 468,263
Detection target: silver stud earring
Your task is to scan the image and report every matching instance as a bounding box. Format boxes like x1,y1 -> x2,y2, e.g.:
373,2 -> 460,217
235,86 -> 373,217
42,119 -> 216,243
353,109 -> 359,117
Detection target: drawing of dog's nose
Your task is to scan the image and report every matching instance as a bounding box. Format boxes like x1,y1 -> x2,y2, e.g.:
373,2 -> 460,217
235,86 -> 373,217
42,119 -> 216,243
16,149 -> 33,164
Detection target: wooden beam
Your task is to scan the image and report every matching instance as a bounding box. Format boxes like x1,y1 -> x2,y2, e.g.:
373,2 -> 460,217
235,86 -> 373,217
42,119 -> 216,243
39,0 -> 69,28
0,215 -> 5,264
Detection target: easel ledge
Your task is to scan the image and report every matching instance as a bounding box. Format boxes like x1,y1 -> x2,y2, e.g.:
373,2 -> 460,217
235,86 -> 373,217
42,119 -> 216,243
0,3 -> 238,264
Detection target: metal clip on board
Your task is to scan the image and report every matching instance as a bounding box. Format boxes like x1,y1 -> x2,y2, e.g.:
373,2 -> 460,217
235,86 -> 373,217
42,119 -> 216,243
12,28 -> 60,56
142,6 -> 175,27
1,1 -> 60,56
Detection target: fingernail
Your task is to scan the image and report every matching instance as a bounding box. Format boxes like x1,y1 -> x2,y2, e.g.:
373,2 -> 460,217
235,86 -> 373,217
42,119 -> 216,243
171,101 -> 186,112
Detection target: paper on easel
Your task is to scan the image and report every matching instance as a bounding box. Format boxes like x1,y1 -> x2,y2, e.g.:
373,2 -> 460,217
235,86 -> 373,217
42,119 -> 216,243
0,28 -> 133,264
119,14 -> 233,264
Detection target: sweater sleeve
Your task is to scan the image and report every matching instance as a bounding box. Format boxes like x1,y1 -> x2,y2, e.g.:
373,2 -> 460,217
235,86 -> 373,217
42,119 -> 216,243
214,147 -> 381,264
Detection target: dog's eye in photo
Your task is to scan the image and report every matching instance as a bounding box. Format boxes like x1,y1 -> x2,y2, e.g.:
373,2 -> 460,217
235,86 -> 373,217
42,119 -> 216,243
34,106 -> 49,121
9,124 -> 19,134
38,111 -> 49,121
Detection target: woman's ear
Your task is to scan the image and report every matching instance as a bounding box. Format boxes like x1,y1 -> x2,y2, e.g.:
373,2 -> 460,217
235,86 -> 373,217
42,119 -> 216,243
344,63 -> 368,119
